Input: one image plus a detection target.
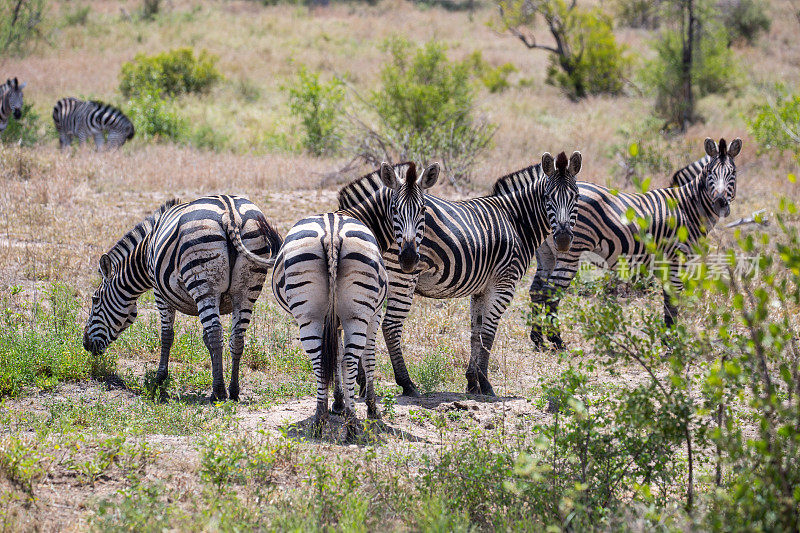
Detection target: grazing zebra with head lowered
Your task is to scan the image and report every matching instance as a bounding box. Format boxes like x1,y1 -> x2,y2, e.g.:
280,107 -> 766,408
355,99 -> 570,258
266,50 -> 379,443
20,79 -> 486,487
529,138 -> 742,348
0,78 -> 26,133
272,162 -> 439,440
53,97 -> 135,150
84,195 -> 282,401
341,152 -> 582,397
671,154 -> 712,187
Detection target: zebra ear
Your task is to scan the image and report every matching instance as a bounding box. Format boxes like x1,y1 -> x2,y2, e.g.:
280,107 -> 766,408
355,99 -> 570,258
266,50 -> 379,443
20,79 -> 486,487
568,151 -> 582,175
418,162 -> 440,190
18,82 -> 26,90
379,162 -> 400,190
727,138 -> 742,158
99,254 -> 113,279
541,153 -> 555,177
704,138 -> 718,158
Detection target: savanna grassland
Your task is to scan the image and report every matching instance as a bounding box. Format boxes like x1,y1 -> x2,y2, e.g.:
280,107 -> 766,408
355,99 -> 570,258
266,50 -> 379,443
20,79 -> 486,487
1,0 -> 800,530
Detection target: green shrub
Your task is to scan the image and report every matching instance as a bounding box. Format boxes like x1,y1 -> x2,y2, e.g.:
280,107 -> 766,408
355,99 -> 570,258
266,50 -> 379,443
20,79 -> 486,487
468,51 -> 517,93
284,66 -> 345,156
0,103 -> 42,146
545,8 -> 631,99
718,0 -> 770,45
119,47 -> 222,98
747,84 -> 800,162
125,84 -> 186,142
0,0 -> 45,56
62,4 -> 90,26
353,38 -> 496,182
614,0 -> 662,29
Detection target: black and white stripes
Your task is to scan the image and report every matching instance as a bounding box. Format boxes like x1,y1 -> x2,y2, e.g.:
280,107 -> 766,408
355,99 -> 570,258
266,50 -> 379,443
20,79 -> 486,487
83,195 -> 282,401
339,152 -> 582,397
0,78 -> 26,133
272,162 -> 439,440
53,97 -> 135,150
529,138 -> 742,348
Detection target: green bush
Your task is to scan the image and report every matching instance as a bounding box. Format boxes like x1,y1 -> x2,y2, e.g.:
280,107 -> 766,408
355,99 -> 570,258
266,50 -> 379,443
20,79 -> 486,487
468,51 -> 517,93
545,8 -> 631,99
125,84 -> 186,142
747,84 -> 800,162
643,25 -> 738,127
0,103 -> 42,146
62,4 -> 90,26
353,38 -> 496,182
119,47 -> 222,98
718,0 -> 771,45
614,0 -> 662,29
285,66 -> 345,156
0,0 -> 45,56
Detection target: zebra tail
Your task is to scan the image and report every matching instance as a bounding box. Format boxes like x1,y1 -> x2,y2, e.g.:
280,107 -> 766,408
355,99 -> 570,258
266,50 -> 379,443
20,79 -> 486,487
223,209 -> 278,268
321,223 -> 340,387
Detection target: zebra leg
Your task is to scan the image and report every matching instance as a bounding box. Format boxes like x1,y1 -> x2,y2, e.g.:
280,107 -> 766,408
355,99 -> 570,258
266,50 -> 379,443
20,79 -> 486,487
364,307 -> 383,420
341,320 -> 368,443
530,238 -> 558,348
93,132 -> 105,151
466,292 -> 487,395
59,134 -> 71,151
381,271 -> 420,397
663,266 -> 684,328
197,297 -> 227,402
331,342 -> 345,415
154,297 -> 175,392
469,283 -> 516,396
227,307 -> 249,402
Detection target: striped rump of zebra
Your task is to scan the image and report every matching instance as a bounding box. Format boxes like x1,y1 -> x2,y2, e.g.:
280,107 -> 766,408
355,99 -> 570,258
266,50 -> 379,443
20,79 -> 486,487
529,137 -> 742,349
83,195 -> 282,401
53,97 -> 135,150
272,162 -> 439,441
0,77 -> 26,132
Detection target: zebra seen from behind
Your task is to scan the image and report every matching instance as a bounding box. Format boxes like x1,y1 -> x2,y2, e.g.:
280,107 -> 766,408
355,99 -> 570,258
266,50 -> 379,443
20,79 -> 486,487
341,152 -> 582,397
84,195 -> 283,401
529,137 -> 742,349
53,97 -> 135,151
272,162 -> 439,441
0,78 -> 26,133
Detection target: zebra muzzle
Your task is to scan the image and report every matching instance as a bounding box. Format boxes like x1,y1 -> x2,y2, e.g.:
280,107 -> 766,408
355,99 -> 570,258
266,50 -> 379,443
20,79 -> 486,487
713,197 -> 731,218
398,242 -> 420,273
13,109 -> 21,119
553,230 -> 574,253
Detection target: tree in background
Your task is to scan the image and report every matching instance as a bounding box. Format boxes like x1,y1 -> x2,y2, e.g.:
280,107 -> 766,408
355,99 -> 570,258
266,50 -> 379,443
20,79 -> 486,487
747,84 -> 800,163
1,0 -> 45,55
495,0 -> 630,100
642,0 -> 738,132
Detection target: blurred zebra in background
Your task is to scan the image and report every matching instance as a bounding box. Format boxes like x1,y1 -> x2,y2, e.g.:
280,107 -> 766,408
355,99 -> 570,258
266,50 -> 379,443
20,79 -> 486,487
0,78 -> 26,132
272,162 -> 439,441
529,138 -> 742,349
671,154 -> 712,187
53,97 -> 135,150
83,195 -> 282,401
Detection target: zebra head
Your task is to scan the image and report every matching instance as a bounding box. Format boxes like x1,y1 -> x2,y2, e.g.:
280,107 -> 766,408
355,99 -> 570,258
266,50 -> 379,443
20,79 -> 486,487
83,254 -> 138,356
380,161 -> 440,273
4,78 -> 26,120
541,151 -> 581,252
702,137 -> 742,218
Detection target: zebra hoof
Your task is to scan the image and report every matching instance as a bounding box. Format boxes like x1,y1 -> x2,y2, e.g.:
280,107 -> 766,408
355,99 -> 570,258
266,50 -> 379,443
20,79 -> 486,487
228,387 -> 240,402
466,381 -> 481,395
331,398 -> 345,416
209,387 -> 228,403
401,383 -> 421,398
530,330 -> 546,350
479,380 -> 496,397
549,335 -> 565,351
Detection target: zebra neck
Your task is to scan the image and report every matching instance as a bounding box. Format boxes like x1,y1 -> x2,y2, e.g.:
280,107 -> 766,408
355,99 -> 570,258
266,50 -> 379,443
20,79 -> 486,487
338,189 -> 394,252
113,235 -> 154,298
683,177 -> 720,236
495,179 -> 548,260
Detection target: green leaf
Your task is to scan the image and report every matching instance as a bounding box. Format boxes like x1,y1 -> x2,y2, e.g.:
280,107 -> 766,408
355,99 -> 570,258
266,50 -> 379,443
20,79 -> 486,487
628,142 -> 639,157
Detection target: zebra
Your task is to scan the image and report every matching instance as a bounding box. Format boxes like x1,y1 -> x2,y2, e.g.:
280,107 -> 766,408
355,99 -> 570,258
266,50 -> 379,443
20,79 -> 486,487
0,78 -> 26,133
529,137 -> 742,349
83,195 -> 283,401
671,154 -> 711,187
340,151 -> 583,397
272,162 -> 439,440
53,97 -> 135,150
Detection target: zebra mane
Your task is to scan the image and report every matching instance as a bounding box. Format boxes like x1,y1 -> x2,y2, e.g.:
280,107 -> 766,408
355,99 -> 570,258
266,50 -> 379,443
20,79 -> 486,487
337,162 -> 414,210
490,164 -> 543,197
105,199 -> 181,267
